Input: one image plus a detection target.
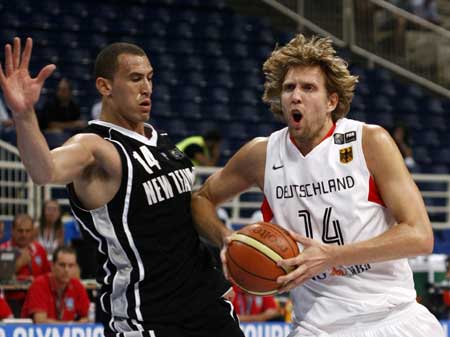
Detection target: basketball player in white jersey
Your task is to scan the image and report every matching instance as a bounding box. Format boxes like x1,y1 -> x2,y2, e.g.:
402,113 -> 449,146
192,34 -> 445,337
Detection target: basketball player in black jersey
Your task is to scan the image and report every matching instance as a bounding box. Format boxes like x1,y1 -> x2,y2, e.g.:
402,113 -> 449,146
0,37 -> 244,337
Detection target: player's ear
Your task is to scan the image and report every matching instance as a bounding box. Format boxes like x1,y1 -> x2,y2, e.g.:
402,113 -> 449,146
96,77 -> 112,97
327,92 -> 338,112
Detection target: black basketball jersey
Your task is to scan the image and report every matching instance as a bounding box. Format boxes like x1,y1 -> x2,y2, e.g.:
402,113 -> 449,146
68,121 -> 229,324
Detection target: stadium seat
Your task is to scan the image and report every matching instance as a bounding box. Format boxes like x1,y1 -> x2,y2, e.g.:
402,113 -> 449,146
181,102 -> 203,120
207,87 -> 230,105
151,102 -> 176,119
223,122 -> 250,141
209,104 -> 232,121
177,85 -> 203,104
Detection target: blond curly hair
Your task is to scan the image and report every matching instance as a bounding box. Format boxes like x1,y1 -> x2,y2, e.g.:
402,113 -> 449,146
262,34 -> 358,122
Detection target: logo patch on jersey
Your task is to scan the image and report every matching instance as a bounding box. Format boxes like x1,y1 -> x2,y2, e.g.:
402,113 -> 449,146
35,255 -> 42,266
344,131 -> 357,143
272,163 -> 284,170
333,133 -> 345,144
169,148 -> 185,160
339,146 -> 353,164
65,297 -> 75,311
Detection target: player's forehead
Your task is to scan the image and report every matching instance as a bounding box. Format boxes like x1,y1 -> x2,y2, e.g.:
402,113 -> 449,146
116,53 -> 153,76
283,65 -> 325,86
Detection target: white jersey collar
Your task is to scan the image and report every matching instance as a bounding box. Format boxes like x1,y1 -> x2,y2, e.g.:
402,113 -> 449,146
89,120 -> 158,146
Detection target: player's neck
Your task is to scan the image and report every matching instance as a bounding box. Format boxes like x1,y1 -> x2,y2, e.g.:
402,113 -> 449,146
101,112 -> 145,136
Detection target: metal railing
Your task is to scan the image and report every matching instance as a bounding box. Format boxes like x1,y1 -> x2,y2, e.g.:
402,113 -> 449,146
260,0 -> 450,98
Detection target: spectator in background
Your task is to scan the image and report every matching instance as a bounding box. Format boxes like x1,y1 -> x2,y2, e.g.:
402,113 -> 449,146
0,214 -> 51,317
177,129 -> 223,166
21,246 -> 90,323
36,199 -> 64,255
390,0 -> 440,23
391,123 -> 416,169
407,0 -> 441,24
0,295 -> 13,320
38,78 -> 86,133
232,285 -> 281,322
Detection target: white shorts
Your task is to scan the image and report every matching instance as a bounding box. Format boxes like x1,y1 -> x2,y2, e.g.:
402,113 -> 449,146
288,302 -> 445,337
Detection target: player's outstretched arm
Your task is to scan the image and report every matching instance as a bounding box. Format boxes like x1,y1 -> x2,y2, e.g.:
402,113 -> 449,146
0,37 -> 97,185
192,137 -> 267,247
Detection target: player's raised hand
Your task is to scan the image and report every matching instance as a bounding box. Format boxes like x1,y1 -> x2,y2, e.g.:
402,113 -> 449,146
0,37 -> 55,117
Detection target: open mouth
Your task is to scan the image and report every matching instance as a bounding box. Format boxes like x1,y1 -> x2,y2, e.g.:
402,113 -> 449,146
292,111 -> 302,122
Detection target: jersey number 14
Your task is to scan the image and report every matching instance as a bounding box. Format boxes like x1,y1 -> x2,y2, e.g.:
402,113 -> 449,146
298,207 -> 344,245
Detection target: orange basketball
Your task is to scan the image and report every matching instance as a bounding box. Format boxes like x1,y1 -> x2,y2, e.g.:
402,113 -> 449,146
226,222 -> 299,295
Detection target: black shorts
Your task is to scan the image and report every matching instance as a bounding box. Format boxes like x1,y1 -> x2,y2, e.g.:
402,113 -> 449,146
103,297 -> 244,337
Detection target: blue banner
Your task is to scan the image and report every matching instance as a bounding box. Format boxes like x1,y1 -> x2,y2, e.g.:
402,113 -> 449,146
0,321 -> 449,337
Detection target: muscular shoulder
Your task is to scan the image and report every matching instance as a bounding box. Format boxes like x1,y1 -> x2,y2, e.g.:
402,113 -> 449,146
231,137 -> 267,166
241,137 -> 268,155
225,137 -> 268,187
63,132 -> 121,176
362,124 -> 392,146
362,124 -> 397,155
362,124 -> 402,173
66,133 -> 112,152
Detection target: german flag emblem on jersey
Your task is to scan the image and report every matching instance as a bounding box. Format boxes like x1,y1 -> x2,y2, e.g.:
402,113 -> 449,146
339,146 -> 353,163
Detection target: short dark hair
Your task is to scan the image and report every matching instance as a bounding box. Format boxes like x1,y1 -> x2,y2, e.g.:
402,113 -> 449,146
52,246 -> 77,263
94,42 -> 147,80
12,214 -> 33,228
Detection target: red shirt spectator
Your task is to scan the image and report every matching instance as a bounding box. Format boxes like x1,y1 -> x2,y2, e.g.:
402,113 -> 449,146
0,296 -> 13,319
0,214 -> 51,317
0,240 -> 51,280
21,273 -> 90,321
232,286 -> 280,322
21,247 -> 90,323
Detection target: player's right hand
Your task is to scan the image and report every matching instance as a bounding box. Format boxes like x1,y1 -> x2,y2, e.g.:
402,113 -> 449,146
0,37 -> 55,117
220,235 -> 233,280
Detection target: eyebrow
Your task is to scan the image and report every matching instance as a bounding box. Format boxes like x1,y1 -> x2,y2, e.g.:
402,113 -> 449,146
129,70 -> 153,76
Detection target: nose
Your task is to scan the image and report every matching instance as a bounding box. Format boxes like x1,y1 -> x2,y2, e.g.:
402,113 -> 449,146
292,86 -> 302,103
142,78 -> 152,96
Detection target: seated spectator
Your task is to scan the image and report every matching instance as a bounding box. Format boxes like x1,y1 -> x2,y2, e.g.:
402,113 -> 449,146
408,0 -> 440,24
35,200 -> 64,255
176,130 -> 223,166
0,295 -> 13,320
0,214 -> 51,317
37,78 -> 86,133
390,123 -> 416,169
21,246 -> 90,323
231,285 -> 281,322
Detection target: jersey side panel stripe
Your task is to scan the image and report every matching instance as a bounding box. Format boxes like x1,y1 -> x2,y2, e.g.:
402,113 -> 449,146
109,138 -> 145,322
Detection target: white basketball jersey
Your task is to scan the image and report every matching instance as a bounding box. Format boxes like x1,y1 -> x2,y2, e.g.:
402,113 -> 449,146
264,118 -> 416,334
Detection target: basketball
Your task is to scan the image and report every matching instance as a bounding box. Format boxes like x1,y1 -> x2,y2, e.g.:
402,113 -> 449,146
226,222 -> 299,295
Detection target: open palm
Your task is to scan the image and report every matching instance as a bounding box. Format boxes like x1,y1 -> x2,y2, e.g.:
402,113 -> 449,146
0,37 -> 55,116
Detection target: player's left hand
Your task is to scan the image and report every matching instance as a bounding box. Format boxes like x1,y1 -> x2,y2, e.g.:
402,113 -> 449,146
276,231 -> 334,293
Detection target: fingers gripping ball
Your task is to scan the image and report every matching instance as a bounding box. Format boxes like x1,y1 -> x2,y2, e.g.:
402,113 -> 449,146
226,222 -> 299,295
